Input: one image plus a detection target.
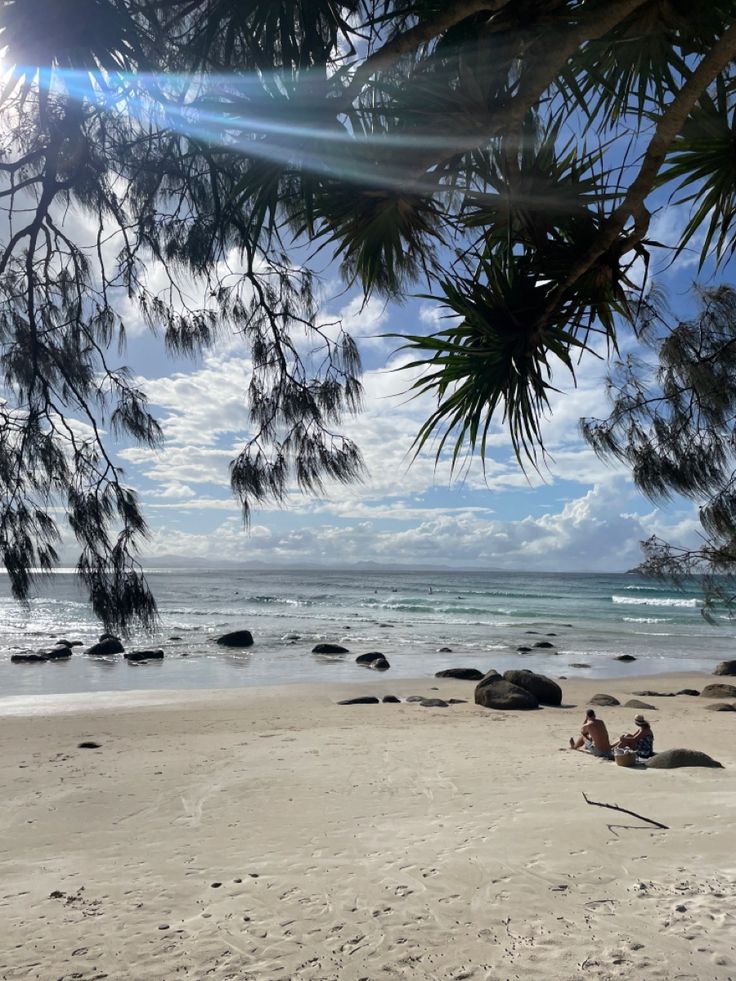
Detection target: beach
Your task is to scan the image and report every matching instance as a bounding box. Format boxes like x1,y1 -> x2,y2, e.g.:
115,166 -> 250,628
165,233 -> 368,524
1,672 -> 734,980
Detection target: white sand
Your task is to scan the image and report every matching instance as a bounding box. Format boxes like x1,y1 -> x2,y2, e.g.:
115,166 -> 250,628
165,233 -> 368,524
0,672 -> 734,980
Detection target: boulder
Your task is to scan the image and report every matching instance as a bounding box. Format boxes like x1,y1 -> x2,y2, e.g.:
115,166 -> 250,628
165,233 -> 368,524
701,683 -> 736,699
589,693 -> 620,706
356,652 -> 390,670
533,641 -> 555,649
11,652 -> 47,663
502,669 -> 562,706
677,689 -> 700,696
215,630 -> 254,648
517,646 -> 532,653
382,695 -> 401,703
86,638 -> 124,656
45,645 -> 73,660
705,702 -> 736,711
624,699 -> 656,710
337,696 -> 379,705
438,647 -> 453,653
615,654 -> 637,662
125,649 -> 164,662
646,749 -> 723,769
312,643 -> 349,654
419,698 -> 449,707
434,668 -> 484,681
714,660 -> 736,676
474,673 -> 539,710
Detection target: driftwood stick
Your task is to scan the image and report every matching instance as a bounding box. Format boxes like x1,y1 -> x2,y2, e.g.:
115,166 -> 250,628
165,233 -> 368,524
582,792 -> 669,829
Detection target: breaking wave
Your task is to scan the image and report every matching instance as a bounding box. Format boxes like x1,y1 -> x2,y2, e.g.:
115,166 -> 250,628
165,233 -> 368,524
612,595 -> 700,608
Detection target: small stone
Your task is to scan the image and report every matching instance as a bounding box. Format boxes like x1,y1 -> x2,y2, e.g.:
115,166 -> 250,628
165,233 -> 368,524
234,878 -> 242,883
674,904 -> 687,913
158,924 -> 169,931
49,890 -> 65,899
249,873 -> 259,878
615,654 -> 637,662
382,695 -> 401,703
338,696 -> 380,705
211,882 -> 222,888
77,741 -> 101,749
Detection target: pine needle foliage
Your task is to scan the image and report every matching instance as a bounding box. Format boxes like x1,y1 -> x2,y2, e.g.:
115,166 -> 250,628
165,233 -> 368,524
0,0 -> 735,626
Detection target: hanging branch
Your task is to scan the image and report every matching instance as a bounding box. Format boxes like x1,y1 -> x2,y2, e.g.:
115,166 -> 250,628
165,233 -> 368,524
581,792 -> 668,830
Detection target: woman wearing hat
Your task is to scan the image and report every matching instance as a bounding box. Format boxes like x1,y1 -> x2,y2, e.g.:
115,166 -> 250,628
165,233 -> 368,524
615,715 -> 655,758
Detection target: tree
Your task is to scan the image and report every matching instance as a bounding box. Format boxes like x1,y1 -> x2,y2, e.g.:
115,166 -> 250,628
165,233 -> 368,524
0,0 -> 735,630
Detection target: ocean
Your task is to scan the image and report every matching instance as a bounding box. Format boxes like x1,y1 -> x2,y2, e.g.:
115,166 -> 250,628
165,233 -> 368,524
0,569 -> 732,699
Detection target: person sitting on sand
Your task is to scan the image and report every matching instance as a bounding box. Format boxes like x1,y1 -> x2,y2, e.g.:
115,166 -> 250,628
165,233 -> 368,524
615,715 -> 655,758
569,708 -> 612,758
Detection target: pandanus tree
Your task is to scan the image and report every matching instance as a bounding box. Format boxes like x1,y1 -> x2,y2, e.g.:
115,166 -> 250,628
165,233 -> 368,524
0,0 -> 735,629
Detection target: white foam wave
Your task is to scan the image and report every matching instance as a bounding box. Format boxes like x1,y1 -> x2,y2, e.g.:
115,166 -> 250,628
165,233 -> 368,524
622,616 -> 670,623
612,595 -> 700,608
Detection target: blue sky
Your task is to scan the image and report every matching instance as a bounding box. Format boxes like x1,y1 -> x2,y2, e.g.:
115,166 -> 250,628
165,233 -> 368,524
62,199 -> 724,573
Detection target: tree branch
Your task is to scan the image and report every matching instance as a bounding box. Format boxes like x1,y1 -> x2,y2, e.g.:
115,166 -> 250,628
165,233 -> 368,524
582,792 -> 669,829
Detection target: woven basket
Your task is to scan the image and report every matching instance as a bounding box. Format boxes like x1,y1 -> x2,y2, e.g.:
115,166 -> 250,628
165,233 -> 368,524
614,750 -> 637,767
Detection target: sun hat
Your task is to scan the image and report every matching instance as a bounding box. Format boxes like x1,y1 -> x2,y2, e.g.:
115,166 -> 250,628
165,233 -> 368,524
634,714 -> 650,726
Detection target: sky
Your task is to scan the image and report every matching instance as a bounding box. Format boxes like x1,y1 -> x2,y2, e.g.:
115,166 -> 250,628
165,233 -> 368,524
80,202 -> 723,574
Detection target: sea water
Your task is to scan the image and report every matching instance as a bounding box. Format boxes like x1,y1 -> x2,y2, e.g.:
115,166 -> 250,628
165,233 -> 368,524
0,569 -> 732,698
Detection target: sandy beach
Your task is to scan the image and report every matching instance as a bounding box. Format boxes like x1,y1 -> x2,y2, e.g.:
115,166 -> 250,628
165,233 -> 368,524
0,672 -> 734,980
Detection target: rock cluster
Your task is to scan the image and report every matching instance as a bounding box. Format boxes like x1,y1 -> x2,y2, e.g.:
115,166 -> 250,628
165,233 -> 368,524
356,652 -> 390,671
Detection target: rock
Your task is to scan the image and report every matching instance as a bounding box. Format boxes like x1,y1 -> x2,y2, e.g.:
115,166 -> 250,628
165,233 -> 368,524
589,693 -> 620,706
646,748 -> 723,769
474,673 -> 539,710
44,646 -> 73,660
99,633 -> 119,643
677,689 -> 700,696
524,631 -> 539,635
125,649 -> 164,661
215,630 -> 254,648
615,654 -> 637,662
438,646 -> 453,653
434,668 -> 484,681
714,660 -> 736,676
382,695 -> 401,703
356,652 -> 390,670
517,646 -> 532,653
547,632 -> 557,637
634,690 -> 675,697
533,641 -> 555,649
11,652 -> 47,663
56,639 -> 83,647
169,635 -> 182,641
701,683 -> 736,699
77,741 -> 101,749
705,702 -> 736,711
624,699 -> 656,710
569,662 -> 591,668
86,638 -> 125,656
312,643 -> 349,654
337,696 -> 379,705
502,669 -> 562,706
405,695 -> 426,702
419,698 -> 449,707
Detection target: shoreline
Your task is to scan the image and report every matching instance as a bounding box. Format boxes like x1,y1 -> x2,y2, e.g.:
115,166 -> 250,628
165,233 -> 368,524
1,671 -> 734,979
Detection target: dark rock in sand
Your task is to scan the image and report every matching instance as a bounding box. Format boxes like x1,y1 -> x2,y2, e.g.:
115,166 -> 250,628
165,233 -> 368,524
714,660 -> 736,676
11,651 -> 47,663
677,689 -> 700,696
448,698 -> 467,704
524,631 -> 539,635
646,748 -> 723,769
474,672 -> 539,710
216,630 -> 254,648
337,696 -> 379,705
125,649 -> 164,661
312,643 -> 349,654
78,741 -> 101,749
435,668 -> 484,681
382,695 -> 401,703
546,633 -> 557,637
169,635 -> 182,641
438,647 -> 453,653
589,693 -> 620,706
86,638 -> 125,656
634,690 -> 675,698
701,683 -> 736,699
356,652 -> 390,670
405,695 -> 426,703
419,698 -> 449,707
503,669 -> 562,706
517,646 -> 532,653
569,662 -> 591,668
705,702 -> 736,711
615,654 -> 637,662
533,641 -> 555,649
624,699 -> 656,710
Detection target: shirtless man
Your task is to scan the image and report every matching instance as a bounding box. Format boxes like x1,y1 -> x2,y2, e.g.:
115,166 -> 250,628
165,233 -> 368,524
569,708 -> 612,758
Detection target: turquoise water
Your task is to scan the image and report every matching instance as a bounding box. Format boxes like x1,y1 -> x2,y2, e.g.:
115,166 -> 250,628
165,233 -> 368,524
0,569 -> 731,697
